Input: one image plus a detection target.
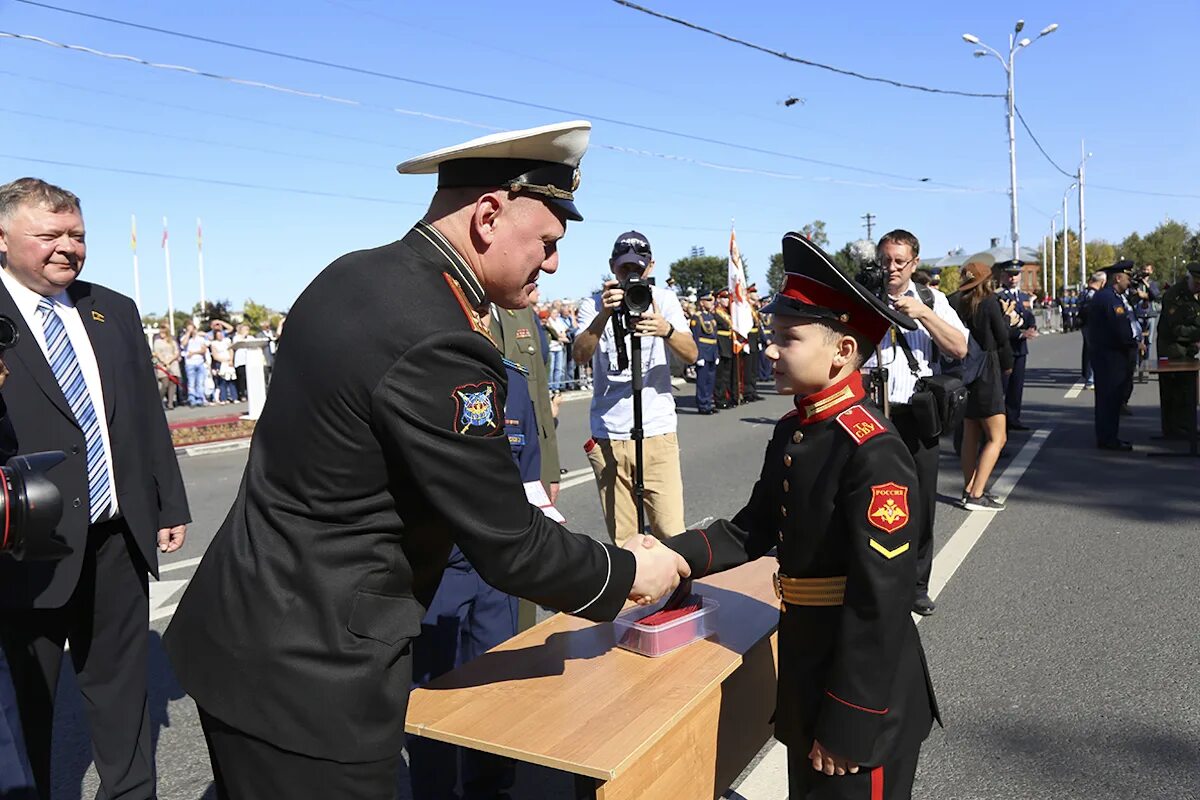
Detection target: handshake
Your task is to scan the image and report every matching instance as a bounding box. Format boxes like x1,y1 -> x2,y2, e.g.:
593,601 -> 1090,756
623,534 -> 691,606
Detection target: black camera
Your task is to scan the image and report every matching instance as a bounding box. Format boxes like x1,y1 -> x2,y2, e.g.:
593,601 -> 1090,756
855,262 -> 889,301
619,271 -> 656,317
0,451 -> 70,560
0,314 -> 19,351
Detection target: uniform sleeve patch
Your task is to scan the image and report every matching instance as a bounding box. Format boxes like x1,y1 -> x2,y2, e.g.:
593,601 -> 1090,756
867,482 -> 909,534
835,405 -> 886,446
452,381 -> 501,436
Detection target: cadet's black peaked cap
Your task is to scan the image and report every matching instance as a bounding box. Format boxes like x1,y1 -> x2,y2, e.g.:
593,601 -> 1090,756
396,121 -> 590,222
762,232 -> 916,342
1102,259 -> 1135,275
996,259 -> 1025,272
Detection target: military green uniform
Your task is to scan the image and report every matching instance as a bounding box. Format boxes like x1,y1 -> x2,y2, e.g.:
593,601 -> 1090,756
1156,277 -> 1200,437
493,306 -> 560,489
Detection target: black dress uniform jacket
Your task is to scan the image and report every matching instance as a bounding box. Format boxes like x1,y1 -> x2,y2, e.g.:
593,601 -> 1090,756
164,222 -> 636,763
665,372 -> 937,766
0,280 -> 189,607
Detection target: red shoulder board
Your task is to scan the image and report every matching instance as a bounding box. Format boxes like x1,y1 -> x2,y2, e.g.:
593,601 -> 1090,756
442,273 -> 498,348
835,405 -> 886,446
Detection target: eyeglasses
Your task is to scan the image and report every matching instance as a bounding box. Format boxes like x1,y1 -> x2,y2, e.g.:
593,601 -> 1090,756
612,240 -> 651,259
879,257 -> 916,270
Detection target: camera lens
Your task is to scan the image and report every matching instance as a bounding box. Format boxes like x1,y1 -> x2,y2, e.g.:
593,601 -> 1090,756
0,452 -> 69,560
624,281 -> 654,316
0,314 -> 20,351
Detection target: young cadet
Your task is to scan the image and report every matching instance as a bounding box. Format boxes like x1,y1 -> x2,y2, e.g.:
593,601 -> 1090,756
664,233 -> 939,800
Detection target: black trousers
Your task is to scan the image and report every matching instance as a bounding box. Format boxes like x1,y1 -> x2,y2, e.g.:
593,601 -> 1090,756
199,709 -> 401,800
787,743 -> 921,799
888,407 -> 938,598
1004,351 -> 1027,423
741,347 -> 760,400
1158,372 -> 1195,436
715,353 -> 737,406
0,518 -> 154,800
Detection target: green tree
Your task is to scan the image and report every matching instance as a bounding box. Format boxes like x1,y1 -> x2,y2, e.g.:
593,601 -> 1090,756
194,299 -> 232,328
172,309 -> 193,333
669,255 -> 728,295
766,252 -> 785,293
242,299 -> 272,329
938,265 -> 961,295
799,220 -> 829,249
1120,219 -> 1192,283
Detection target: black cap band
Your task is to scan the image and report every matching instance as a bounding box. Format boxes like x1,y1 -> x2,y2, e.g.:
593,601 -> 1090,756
438,158 -> 577,197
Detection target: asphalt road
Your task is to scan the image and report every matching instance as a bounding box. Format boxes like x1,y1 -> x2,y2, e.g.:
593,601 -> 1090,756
47,329 -> 1199,800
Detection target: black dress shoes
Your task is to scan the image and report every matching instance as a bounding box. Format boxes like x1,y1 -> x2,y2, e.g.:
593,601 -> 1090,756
1097,440 -> 1133,452
912,596 -> 936,616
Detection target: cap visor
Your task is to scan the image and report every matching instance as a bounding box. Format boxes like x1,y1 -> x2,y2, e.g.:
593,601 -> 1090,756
547,197 -> 583,222
612,251 -> 649,270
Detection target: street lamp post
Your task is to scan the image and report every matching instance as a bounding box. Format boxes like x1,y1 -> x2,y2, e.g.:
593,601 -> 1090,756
963,20 -> 1059,264
1062,182 -> 1077,289
1078,143 -> 1092,285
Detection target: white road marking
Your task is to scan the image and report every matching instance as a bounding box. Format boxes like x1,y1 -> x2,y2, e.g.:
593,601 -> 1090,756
160,556 -> 203,574
730,429 -> 1052,800
149,579 -> 188,622
559,467 -> 595,491
1064,382 -> 1085,399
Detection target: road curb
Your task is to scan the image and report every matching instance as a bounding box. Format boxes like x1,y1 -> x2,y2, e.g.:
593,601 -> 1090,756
175,439 -> 251,458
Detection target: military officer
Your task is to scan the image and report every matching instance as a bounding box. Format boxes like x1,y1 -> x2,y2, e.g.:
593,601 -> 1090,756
690,290 -> 719,414
665,233 -> 937,800
1079,270 -> 1106,388
1156,263 -> 1200,437
742,283 -> 763,402
492,302 -> 560,499
1085,261 -> 1139,451
996,260 -> 1036,430
713,288 -> 739,408
163,121 -> 688,797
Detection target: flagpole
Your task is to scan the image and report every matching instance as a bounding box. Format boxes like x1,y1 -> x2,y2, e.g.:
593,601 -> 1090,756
197,217 -> 207,314
163,217 -> 176,337
131,214 -> 142,315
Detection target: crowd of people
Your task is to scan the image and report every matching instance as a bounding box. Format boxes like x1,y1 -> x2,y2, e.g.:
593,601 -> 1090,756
149,317 -> 282,409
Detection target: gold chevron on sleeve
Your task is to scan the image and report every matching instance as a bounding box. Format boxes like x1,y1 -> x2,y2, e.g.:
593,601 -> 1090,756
868,538 -> 910,560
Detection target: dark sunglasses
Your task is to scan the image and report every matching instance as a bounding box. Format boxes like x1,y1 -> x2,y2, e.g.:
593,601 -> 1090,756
612,240 -> 651,259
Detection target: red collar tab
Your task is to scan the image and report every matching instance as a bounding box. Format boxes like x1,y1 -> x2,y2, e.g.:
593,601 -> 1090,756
795,372 -> 866,425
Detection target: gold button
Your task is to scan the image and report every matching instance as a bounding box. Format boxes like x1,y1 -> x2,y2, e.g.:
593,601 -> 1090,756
780,505 -> 788,517
783,454 -> 793,467
792,431 -> 804,443
783,479 -> 790,492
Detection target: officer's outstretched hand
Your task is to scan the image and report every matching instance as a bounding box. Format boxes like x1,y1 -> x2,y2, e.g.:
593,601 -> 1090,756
625,534 -> 690,606
808,739 -> 859,776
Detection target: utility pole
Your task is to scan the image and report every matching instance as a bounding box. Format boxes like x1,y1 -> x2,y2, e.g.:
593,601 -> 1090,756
861,212 -> 876,241
1078,141 -> 1090,284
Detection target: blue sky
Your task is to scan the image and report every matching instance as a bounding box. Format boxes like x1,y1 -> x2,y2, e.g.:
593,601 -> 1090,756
3,0 -> 1197,313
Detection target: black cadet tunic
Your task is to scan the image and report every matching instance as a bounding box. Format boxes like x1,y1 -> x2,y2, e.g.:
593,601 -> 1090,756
164,221 -> 636,763
665,372 -> 938,767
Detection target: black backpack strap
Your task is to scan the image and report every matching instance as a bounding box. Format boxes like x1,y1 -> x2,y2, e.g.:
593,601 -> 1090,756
894,326 -> 922,377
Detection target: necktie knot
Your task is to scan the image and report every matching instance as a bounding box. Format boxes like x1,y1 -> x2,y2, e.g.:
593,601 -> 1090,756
37,297 -> 55,316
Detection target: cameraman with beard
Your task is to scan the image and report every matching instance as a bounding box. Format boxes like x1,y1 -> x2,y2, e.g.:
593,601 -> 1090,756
574,231 -> 697,546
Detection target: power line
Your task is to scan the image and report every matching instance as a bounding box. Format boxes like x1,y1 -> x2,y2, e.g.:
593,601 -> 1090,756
610,0 -> 1004,99
0,30 -> 994,192
1013,106 -> 1076,179
1089,184 -> 1200,200
0,7 -> 956,186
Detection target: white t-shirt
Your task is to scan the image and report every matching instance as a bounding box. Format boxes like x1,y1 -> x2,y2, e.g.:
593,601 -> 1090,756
576,285 -> 688,440
863,282 -> 970,404
545,315 -> 567,353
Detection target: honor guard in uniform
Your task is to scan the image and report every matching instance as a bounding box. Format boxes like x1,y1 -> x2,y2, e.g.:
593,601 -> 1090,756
163,121 -> 688,797
997,260 -> 1036,430
690,290 -> 719,414
741,283 -> 763,402
757,290 -> 775,382
665,233 -> 938,800
1157,262 -> 1200,437
713,288 -> 739,408
1085,261 -> 1139,451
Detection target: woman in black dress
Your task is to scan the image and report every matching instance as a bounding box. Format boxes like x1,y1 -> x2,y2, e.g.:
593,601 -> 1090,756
949,261 -> 1014,511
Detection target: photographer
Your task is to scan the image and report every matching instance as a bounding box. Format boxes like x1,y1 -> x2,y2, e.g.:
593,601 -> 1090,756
574,231 -> 697,546
862,230 -> 968,616
1130,264 -> 1161,380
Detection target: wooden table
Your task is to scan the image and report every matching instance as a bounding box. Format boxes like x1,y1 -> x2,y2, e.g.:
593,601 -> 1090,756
1148,359 -> 1200,458
405,557 -> 781,799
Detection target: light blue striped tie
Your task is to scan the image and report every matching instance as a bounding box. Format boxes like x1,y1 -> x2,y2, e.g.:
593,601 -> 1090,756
37,297 -> 111,522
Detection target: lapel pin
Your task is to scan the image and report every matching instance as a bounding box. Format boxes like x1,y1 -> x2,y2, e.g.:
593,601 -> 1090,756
92,310 -> 105,323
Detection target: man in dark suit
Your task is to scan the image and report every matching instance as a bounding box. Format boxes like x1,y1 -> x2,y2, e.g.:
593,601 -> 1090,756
0,177 -> 190,799
163,121 -> 687,797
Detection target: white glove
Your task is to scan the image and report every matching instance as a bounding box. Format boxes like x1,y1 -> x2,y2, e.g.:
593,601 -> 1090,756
715,357 -> 720,365
696,359 -> 705,367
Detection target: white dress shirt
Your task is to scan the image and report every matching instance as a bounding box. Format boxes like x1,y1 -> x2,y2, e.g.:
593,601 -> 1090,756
864,281 -> 970,405
0,268 -> 119,516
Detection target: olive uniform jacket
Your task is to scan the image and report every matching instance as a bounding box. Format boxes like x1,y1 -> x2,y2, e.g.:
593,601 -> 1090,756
493,306 -> 560,490
665,372 -> 938,766
164,221 -> 636,763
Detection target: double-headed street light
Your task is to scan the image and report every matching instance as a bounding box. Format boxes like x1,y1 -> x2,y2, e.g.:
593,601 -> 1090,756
962,21 -> 1059,263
